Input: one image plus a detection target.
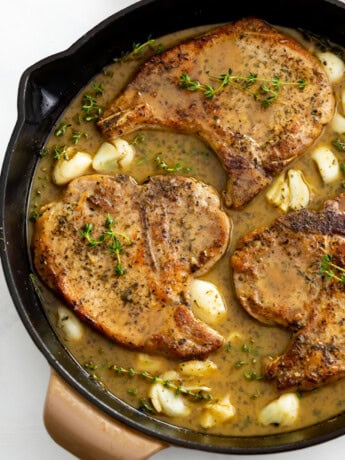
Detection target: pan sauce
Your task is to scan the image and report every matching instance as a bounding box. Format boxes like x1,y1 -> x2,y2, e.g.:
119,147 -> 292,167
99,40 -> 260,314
29,23 -> 345,436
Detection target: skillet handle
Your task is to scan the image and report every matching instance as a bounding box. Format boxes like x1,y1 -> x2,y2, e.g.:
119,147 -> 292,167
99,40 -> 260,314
44,371 -> 168,460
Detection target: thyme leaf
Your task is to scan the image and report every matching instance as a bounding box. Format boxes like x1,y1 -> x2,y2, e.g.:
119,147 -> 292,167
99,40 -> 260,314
113,37 -> 163,63
332,139 -> 345,152
155,155 -> 191,174
92,82 -> 104,97
81,94 -> 103,121
139,398 -> 155,413
80,215 -> 131,276
54,122 -> 71,137
179,69 -> 307,108
319,254 -> 345,284
71,130 -> 88,145
109,364 -> 212,401
52,145 -> 67,161
129,133 -> 145,145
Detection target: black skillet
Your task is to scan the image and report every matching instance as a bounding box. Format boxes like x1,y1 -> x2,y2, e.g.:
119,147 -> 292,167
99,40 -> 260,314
2,0 -> 345,456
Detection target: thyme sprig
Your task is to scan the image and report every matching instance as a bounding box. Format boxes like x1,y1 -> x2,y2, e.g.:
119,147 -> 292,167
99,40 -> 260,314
92,82 -> 104,97
111,365 -> 212,401
52,145 -> 67,160
71,130 -> 88,145
54,122 -> 71,137
179,69 -> 307,108
332,138 -> 345,153
319,254 -> 345,284
80,215 -> 131,276
155,155 -> 191,174
81,94 -> 103,121
114,37 -> 163,63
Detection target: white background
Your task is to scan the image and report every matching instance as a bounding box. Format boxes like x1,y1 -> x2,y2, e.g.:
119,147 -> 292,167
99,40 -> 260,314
1,1 -> 345,459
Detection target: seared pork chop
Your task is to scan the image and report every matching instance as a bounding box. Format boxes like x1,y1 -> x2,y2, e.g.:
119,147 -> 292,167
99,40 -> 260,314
33,174 -> 230,359
231,194 -> 345,390
98,18 -> 334,208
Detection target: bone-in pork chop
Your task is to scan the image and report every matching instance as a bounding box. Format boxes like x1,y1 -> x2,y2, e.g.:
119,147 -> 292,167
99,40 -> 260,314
33,174 -> 230,359
231,194 -> 345,390
98,18 -> 334,208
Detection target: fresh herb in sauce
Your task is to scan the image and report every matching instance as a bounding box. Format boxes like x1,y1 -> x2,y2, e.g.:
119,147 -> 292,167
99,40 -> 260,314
332,138 -> 345,152
129,133 -> 145,145
81,94 -> 103,122
113,37 -> 164,63
155,155 -> 191,174
71,130 -> 88,144
179,69 -> 307,108
52,145 -> 67,160
54,122 -> 72,137
92,82 -> 104,97
111,364 -> 212,401
139,398 -> 155,413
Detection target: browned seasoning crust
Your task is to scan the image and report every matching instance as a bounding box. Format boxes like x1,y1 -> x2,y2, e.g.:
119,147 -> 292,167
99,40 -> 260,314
33,174 -> 230,359
98,17 -> 334,208
231,194 -> 345,391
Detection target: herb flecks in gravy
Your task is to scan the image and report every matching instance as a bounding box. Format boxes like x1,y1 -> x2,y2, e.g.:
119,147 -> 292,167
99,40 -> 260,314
29,23 -> 345,436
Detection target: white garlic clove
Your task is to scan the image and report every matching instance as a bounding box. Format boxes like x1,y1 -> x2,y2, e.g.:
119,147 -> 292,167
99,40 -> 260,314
53,152 -> 92,185
259,393 -> 300,427
57,306 -> 83,341
287,169 -> 310,211
92,142 -> 122,173
265,173 -> 290,212
200,394 -> 236,428
332,111 -> 345,134
149,383 -> 190,417
312,146 -> 340,183
317,51 -> 345,83
113,138 -> 136,169
190,279 -> 226,325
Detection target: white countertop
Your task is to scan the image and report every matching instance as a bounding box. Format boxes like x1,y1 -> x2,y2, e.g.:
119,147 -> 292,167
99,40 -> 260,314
1,1 -> 345,459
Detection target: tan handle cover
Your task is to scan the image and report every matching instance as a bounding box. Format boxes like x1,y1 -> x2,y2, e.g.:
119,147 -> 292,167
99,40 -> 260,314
44,371 -> 168,460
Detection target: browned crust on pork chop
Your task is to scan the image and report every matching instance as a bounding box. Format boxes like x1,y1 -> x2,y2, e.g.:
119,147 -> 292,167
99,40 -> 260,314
33,174 -> 230,359
231,194 -> 345,390
98,18 -> 334,208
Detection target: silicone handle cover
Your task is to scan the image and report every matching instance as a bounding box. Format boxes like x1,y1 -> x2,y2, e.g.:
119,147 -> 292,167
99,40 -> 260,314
44,371 -> 168,460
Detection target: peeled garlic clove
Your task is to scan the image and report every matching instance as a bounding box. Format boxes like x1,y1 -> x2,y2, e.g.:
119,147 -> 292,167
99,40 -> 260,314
53,152 -> 92,185
312,146 -> 340,183
179,360 -> 217,377
317,51 -> 345,83
342,88 -> 345,114
200,394 -> 236,428
190,279 -> 226,325
332,111 -> 345,134
265,173 -> 290,212
287,169 -> 310,211
57,306 -> 83,341
113,138 -> 136,169
92,142 -> 122,173
149,383 -> 190,417
259,393 -> 299,427
135,353 -> 166,374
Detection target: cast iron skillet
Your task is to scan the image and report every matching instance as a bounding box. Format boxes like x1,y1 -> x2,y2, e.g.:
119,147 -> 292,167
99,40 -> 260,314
2,0 -> 345,454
